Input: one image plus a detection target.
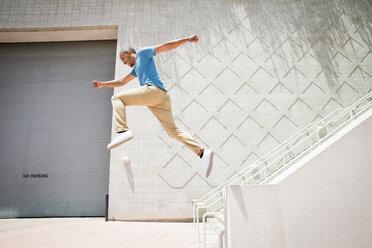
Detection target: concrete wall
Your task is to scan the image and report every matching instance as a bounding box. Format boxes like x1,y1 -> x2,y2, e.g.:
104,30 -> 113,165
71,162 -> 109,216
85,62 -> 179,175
1,0 -> 372,220
225,108 -> 372,248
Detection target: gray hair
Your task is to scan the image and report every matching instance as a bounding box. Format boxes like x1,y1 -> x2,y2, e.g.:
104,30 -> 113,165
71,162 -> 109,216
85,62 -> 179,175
120,46 -> 136,55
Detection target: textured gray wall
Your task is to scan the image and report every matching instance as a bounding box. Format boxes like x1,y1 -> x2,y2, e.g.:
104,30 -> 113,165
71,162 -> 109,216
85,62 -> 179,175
1,0 -> 371,220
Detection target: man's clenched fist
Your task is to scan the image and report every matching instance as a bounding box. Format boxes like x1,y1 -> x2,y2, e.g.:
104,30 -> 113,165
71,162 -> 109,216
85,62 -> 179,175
189,35 -> 199,43
92,80 -> 102,89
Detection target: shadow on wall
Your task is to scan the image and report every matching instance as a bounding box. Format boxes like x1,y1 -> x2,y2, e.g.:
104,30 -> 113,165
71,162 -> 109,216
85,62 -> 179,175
244,0 -> 372,88
163,0 -> 372,95
119,0 -> 371,96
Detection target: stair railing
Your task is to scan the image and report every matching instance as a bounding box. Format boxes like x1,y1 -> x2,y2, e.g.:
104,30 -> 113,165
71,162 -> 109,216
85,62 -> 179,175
193,91 -> 372,243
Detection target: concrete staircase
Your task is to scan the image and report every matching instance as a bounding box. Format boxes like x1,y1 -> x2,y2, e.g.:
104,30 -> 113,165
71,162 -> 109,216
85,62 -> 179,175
193,92 -> 372,248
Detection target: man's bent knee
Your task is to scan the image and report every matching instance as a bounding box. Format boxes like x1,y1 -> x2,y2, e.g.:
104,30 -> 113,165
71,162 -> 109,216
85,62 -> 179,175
165,128 -> 177,139
111,94 -> 118,101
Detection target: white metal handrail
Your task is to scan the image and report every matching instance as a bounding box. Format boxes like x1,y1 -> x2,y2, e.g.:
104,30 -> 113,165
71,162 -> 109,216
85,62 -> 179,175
203,209 -> 224,248
193,107 -> 344,240
257,102 -> 372,184
192,107 -> 342,206
192,109 -> 342,230
193,91 -> 372,243
250,96 -> 372,185
192,107 -> 342,226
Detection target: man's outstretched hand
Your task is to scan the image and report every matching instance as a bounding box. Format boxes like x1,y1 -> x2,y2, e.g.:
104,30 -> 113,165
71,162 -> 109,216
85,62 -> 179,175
92,80 -> 102,89
189,35 -> 199,43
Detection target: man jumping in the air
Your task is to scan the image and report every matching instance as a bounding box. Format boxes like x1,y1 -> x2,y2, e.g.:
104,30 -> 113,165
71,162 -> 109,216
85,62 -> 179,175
92,35 -> 213,178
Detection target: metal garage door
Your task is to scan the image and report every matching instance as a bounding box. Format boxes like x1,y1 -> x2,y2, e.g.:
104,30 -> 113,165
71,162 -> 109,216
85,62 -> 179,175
0,41 -> 115,217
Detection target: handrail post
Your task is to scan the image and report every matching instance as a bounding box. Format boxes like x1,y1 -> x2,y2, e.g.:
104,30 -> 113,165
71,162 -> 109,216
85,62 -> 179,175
192,202 -> 196,228
349,109 -> 354,119
218,229 -> 226,248
196,206 -> 200,242
203,212 -> 217,247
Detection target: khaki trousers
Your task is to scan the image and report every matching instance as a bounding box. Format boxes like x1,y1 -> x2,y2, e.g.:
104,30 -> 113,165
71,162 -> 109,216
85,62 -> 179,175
111,85 -> 202,156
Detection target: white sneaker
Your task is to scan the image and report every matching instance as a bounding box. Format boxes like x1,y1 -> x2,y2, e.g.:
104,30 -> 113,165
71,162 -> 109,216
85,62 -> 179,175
107,130 -> 133,150
201,150 -> 214,178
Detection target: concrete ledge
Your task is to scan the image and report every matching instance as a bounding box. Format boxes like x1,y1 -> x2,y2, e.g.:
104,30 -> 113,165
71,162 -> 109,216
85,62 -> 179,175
225,110 -> 372,248
0,26 -> 118,43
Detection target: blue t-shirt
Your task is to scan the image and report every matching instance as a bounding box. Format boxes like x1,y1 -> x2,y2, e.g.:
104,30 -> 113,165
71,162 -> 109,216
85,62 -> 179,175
129,46 -> 167,91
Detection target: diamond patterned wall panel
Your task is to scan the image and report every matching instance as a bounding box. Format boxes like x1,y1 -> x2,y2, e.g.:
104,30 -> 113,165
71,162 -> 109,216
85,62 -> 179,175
1,0 -> 371,220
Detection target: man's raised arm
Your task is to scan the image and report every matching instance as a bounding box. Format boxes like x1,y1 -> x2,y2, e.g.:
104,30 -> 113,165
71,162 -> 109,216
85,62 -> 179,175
92,74 -> 135,88
154,35 -> 199,55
